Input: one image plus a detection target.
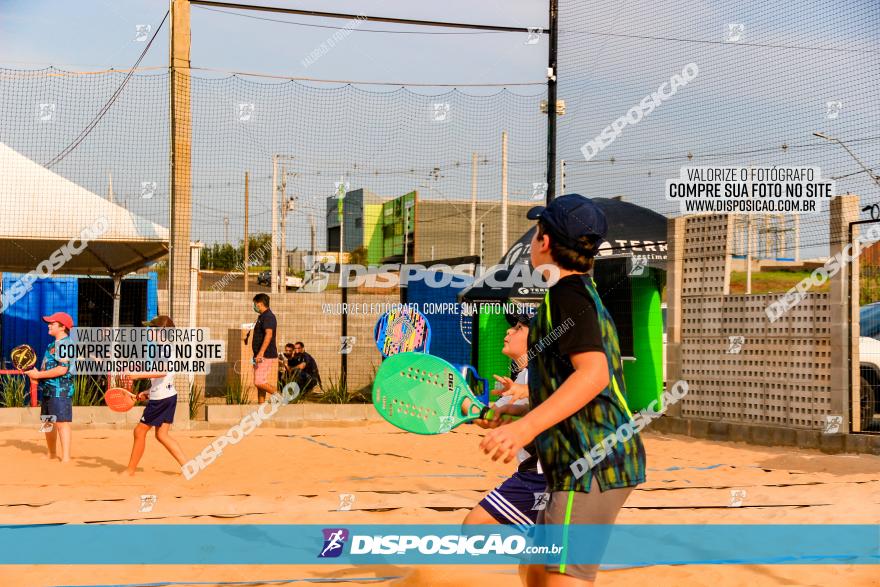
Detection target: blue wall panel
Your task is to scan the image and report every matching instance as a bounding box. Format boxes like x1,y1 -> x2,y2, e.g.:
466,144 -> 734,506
1,273 -> 78,367
405,271 -> 473,367
146,272 -> 158,320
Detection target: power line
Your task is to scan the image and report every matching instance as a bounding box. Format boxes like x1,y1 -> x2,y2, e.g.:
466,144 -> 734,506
190,1 -> 543,33
558,28 -> 878,55
196,5 -> 524,35
44,10 -> 169,168
189,66 -> 546,87
562,135 -> 880,164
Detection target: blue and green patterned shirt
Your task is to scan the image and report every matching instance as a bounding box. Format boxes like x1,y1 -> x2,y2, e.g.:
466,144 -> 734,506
39,338 -> 75,399
527,273 -> 646,492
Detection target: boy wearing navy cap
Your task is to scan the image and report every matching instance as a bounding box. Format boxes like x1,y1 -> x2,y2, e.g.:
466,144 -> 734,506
480,194 -> 646,586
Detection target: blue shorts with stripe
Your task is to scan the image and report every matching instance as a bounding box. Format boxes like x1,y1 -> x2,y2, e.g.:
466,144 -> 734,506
479,470 -> 547,530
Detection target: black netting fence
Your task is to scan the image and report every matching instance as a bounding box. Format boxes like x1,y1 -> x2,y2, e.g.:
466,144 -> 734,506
1,1 -> 879,412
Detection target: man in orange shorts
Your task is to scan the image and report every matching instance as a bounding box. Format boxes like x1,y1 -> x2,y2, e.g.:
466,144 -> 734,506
251,293 -> 278,402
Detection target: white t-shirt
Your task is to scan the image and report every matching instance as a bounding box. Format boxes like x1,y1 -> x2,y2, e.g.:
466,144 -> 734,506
148,372 -> 177,401
493,370 -> 542,474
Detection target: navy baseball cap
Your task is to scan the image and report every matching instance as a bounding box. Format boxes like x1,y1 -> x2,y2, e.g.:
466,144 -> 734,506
526,194 -> 608,252
503,301 -> 535,327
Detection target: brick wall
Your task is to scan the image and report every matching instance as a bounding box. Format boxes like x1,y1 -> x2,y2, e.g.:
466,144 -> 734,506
667,196 -> 859,432
157,289 -> 397,393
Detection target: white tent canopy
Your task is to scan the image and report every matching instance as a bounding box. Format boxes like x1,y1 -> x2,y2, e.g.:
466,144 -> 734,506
0,142 -> 168,275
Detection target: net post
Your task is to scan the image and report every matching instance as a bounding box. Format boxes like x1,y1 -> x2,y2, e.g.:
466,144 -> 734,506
545,0 -> 558,203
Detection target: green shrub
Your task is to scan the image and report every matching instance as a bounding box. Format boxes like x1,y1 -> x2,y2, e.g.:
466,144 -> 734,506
189,384 -> 206,419
0,375 -> 27,408
224,379 -> 249,405
73,374 -> 104,406
319,374 -> 369,404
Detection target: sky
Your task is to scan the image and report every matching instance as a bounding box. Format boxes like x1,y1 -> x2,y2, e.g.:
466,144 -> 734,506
1,0 -> 878,259
0,0 -> 547,85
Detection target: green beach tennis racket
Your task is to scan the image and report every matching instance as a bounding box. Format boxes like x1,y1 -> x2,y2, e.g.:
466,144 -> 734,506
373,352 -> 514,435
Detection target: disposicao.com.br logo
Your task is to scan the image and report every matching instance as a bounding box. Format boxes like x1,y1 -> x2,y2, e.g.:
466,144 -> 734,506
317,528 -> 561,557
318,528 -> 349,558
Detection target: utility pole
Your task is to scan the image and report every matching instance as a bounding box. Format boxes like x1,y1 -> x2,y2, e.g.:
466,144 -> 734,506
501,131 -> 509,255
746,215 -> 753,294
169,0 -> 193,324
403,204 -> 409,265
470,152 -> 477,256
339,190 -> 345,263
224,216 -> 229,244
280,174 -> 297,291
310,215 -> 316,262
271,154 -> 295,294
479,222 -> 485,278
546,0 -> 558,203
243,171 -> 249,294
559,159 -> 565,196
280,163 -> 288,294
271,154 -> 279,294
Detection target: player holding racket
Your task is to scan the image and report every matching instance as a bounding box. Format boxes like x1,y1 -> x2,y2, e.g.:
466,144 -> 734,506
25,313 -> 76,463
480,195 -> 646,586
122,315 -> 187,476
464,309 -> 545,531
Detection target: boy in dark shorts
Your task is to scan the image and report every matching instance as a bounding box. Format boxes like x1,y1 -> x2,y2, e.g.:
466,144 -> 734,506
481,194 -> 646,586
123,315 -> 187,476
465,310 -> 545,532
26,312 -> 76,463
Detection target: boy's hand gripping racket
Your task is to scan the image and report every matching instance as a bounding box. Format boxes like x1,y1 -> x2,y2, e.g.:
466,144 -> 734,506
372,352 -> 515,435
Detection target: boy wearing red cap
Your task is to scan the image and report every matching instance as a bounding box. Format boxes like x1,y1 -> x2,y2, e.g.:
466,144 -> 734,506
26,312 -> 76,463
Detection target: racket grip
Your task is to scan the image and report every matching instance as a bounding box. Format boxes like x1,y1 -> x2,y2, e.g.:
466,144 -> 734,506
479,407 -> 520,422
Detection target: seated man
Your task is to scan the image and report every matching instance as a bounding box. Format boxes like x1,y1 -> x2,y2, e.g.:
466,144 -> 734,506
280,343 -> 296,378
290,342 -> 321,393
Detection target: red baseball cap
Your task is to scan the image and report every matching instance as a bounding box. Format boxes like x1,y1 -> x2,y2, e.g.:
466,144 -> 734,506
42,312 -> 74,330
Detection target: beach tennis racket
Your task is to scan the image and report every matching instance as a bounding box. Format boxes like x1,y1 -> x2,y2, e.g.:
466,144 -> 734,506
374,306 -> 431,358
11,344 -> 37,371
108,373 -> 134,392
105,387 -> 137,412
372,352 -> 515,435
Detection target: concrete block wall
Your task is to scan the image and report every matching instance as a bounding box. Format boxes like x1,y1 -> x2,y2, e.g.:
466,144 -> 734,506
416,201 -> 535,263
668,196 -> 859,434
158,289 -> 397,393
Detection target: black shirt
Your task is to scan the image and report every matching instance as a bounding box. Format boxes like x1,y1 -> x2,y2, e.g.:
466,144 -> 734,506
291,351 -> 320,382
252,309 -> 278,359
548,274 -> 604,369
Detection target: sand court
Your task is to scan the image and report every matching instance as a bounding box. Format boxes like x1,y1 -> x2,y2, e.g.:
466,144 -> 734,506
1,422 -> 878,586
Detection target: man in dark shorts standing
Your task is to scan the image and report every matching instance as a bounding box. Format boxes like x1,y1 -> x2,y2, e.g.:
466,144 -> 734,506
290,341 -> 321,394
251,293 -> 278,403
